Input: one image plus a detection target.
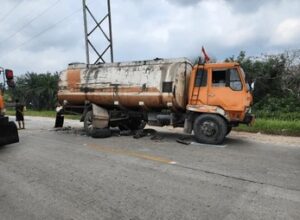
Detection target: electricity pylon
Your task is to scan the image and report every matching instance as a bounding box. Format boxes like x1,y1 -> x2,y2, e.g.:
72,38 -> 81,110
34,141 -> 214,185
82,0 -> 114,64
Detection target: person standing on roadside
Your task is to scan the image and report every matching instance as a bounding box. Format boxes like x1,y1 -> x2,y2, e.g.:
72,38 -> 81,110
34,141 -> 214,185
54,103 -> 64,128
15,99 -> 25,129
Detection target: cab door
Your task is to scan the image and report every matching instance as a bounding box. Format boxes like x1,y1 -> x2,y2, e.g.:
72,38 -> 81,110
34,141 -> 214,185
207,67 -> 245,112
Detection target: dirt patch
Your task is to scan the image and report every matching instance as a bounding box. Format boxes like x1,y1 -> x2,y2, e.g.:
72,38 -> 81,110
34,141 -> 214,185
230,131 -> 300,147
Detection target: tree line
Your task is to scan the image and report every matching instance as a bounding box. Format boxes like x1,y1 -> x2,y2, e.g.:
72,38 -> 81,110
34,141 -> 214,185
7,72 -> 59,110
5,50 -> 300,119
225,50 -> 300,117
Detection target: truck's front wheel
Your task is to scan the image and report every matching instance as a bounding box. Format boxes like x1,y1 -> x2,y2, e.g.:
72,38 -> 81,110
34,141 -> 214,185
193,114 -> 227,145
226,125 -> 232,136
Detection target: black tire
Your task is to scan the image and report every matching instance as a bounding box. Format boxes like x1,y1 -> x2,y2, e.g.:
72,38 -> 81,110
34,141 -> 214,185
0,117 -> 9,126
84,111 -> 94,136
130,120 -> 146,130
119,120 -> 146,131
226,125 -> 232,136
193,114 -> 227,145
91,128 -> 112,138
118,124 -> 129,131
0,121 -> 19,146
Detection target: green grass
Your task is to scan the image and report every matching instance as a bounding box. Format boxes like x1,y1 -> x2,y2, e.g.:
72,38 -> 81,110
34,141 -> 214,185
234,118 -> 300,136
6,109 -> 80,120
253,110 -> 300,121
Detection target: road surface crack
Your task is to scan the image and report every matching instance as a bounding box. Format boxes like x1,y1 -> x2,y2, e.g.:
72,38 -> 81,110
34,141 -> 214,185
174,163 -> 300,192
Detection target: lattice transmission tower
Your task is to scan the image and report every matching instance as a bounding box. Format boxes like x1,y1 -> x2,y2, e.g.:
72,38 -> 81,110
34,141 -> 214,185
82,0 -> 114,64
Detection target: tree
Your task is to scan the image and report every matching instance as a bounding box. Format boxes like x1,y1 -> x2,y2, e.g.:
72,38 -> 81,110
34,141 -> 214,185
225,50 -> 300,112
282,50 -> 300,98
12,72 -> 59,110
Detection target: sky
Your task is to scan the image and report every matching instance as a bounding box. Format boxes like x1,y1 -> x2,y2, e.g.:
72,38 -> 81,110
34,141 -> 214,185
0,0 -> 300,75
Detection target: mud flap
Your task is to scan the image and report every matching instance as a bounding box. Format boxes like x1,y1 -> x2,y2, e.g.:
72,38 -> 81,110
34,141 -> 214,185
92,104 -> 109,129
0,121 -> 19,146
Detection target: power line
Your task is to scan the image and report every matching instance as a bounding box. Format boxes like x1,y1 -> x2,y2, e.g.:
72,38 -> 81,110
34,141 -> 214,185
0,0 -> 62,46
0,0 -> 25,25
0,6 -> 84,60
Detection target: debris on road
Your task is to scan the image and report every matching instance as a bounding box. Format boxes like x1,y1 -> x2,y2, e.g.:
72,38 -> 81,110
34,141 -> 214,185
176,138 -> 191,145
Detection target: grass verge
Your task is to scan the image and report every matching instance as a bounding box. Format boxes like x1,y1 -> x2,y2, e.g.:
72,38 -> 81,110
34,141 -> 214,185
234,118 -> 300,136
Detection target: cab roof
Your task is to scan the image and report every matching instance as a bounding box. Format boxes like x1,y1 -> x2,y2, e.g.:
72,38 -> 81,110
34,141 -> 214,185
197,62 -> 240,68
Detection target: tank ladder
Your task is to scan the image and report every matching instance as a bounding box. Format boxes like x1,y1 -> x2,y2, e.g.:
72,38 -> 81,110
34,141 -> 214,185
191,87 -> 200,105
190,66 -> 204,105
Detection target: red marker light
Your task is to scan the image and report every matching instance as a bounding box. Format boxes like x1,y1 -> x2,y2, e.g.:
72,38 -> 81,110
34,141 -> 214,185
5,69 -> 14,80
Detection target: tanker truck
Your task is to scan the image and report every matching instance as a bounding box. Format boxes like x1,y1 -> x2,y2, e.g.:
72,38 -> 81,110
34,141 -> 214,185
58,58 -> 254,144
0,68 -> 19,146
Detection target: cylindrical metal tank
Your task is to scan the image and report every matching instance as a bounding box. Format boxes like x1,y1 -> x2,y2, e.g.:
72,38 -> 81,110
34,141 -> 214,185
58,58 -> 192,111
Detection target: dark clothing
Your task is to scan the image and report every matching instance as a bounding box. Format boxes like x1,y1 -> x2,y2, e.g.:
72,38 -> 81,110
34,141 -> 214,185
15,104 -> 24,121
55,115 -> 64,128
54,107 -> 64,128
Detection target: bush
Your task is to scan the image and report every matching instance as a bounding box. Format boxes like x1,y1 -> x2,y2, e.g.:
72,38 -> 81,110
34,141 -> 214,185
252,95 -> 300,121
253,95 -> 300,113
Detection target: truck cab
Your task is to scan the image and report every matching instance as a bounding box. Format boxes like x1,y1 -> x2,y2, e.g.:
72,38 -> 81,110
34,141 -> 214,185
186,62 -> 254,144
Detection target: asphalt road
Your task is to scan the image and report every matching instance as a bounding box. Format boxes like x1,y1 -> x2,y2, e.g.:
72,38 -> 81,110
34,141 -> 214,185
0,116 -> 299,220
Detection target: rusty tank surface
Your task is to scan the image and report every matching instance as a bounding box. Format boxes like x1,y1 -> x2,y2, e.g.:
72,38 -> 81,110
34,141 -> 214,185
58,58 -> 192,111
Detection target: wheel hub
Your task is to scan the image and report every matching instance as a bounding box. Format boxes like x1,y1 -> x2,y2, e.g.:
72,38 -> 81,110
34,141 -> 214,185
201,121 -> 217,137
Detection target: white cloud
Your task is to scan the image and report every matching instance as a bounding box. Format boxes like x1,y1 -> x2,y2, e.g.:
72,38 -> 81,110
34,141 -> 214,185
0,0 -> 299,74
271,18 -> 300,45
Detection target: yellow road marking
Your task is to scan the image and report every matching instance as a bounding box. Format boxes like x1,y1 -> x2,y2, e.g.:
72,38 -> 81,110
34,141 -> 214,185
88,144 -> 176,165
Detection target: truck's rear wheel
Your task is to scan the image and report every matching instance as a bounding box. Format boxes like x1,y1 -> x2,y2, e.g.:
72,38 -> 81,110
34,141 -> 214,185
128,119 -> 146,130
84,111 -> 112,138
193,114 -> 227,145
84,111 -> 94,136
119,119 -> 146,131
91,128 -> 111,138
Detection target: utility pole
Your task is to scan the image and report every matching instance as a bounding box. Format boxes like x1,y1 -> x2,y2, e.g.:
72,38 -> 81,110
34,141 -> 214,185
82,0 -> 114,64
